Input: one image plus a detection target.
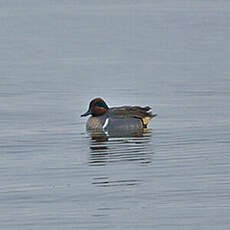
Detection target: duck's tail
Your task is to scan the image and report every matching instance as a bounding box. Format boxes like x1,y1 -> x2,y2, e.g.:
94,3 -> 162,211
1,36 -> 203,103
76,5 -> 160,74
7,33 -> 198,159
140,106 -> 157,127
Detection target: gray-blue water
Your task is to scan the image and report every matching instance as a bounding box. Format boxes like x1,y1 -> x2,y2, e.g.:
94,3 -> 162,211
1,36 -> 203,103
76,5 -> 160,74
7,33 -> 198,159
1,1 -> 230,229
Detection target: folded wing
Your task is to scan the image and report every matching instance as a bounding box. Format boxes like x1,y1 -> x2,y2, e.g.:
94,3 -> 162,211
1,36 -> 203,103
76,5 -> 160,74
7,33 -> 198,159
109,106 -> 157,127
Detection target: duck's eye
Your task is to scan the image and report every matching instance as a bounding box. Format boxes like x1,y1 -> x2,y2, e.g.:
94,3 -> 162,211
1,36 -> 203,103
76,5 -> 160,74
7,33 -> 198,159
96,101 -> 108,109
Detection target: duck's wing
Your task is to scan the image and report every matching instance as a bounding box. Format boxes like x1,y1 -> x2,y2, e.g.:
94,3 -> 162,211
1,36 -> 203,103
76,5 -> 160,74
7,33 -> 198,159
109,106 -> 157,127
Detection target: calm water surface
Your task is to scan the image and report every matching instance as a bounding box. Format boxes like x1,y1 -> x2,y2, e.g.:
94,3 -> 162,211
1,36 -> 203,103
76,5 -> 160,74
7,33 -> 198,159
1,1 -> 230,229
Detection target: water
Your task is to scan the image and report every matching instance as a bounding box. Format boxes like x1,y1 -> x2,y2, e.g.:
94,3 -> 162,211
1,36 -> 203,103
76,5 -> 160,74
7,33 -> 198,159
1,0 -> 230,229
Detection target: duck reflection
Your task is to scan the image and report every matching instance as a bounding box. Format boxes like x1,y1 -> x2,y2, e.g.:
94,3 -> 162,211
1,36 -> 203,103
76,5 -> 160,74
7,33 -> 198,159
89,128 -> 153,166
88,129 -> 154,187
92,178 -> 141,187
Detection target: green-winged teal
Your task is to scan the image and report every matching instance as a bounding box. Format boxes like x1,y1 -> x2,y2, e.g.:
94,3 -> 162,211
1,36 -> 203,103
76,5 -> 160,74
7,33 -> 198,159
81,97 -> 156,137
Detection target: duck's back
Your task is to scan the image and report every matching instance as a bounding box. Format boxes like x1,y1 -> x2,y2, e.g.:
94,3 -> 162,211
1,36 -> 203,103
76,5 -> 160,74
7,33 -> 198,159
108,106 -> 156,127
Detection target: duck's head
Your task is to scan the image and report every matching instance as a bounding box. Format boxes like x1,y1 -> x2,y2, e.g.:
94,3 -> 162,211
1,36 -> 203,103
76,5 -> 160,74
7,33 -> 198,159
81,98 -> 109,117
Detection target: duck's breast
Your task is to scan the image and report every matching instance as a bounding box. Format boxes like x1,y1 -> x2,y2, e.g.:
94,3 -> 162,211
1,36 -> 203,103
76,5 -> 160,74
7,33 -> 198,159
86,116 -> 106,130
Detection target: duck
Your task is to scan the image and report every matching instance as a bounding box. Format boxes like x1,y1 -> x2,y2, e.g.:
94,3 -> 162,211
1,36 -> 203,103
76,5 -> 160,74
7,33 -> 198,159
81,97 -> 156,137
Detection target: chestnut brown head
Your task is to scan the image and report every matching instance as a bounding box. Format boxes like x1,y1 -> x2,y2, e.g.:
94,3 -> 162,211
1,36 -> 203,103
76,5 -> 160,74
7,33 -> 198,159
81,98 -> 109,117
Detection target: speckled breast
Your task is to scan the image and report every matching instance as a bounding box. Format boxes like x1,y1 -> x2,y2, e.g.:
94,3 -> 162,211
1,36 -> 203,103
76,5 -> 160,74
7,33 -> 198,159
86,116 -> 105,131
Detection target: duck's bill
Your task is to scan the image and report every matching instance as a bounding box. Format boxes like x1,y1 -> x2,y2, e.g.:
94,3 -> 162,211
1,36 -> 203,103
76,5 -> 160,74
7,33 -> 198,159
81,109 -> 91,117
